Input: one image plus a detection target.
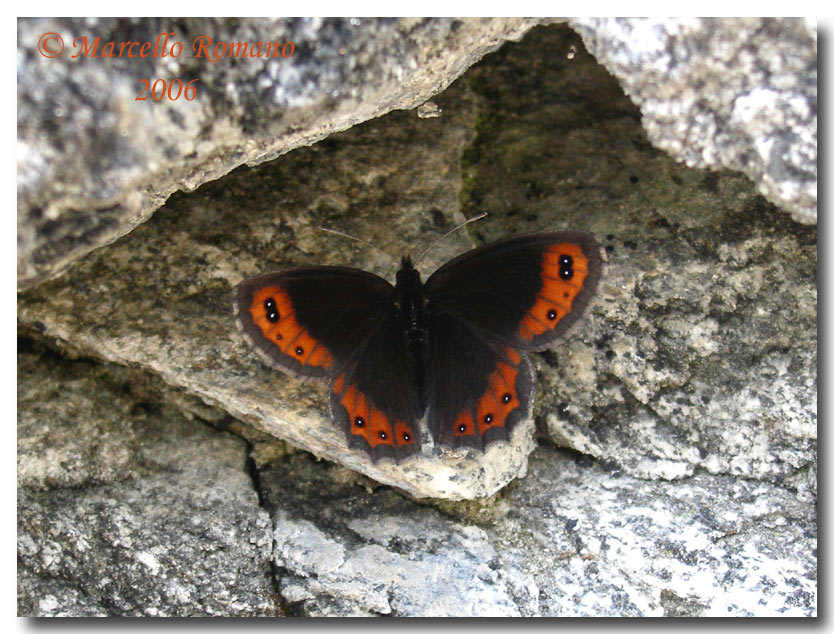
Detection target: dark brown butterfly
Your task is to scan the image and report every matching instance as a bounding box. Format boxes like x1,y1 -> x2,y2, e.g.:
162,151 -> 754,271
235,231 -> 604,463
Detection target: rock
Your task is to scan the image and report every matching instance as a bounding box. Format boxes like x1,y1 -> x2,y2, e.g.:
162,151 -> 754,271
266,458 -> 529,616
17,343 -> 277,616
18,18 -> 817,292
570,17 -> 817,224
538,202 -> 816,494
17,17 -> 542,289
17,21 -> 816,499
458,24 -> 816,499
17,343 -> 816,615
261,448 -> 816,616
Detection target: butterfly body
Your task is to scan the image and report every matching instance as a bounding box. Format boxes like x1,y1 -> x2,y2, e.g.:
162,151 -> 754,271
235,231 -> 604,464
392,256 -> 429,415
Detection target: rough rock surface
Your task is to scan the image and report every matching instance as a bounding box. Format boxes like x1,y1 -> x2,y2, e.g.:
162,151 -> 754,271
17,17 -> 542,289
18,23 -> 816,616
262,451 -> 815,616
570,17 -> 817,224
457,25 -> 816,501
18,18 -> 816,293
17,343 -> 277,617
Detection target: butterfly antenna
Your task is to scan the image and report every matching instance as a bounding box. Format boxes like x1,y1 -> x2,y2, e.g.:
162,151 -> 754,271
414,212 -> 487,265
319,226 -> 398,265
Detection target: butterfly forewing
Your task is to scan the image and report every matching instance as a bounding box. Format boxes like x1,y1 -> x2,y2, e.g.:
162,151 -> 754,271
234,267 -> 393,378
425,231 -> 604,351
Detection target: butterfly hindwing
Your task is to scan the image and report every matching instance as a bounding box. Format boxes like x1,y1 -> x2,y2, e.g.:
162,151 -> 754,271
329,314 -> 421,463
425,231 -> 605,351
234,267 -> 393,378
425,310 -> 534,451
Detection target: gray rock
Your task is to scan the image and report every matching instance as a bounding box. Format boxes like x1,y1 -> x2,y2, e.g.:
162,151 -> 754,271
17,78 -> 539,501
260,449 -> 815,616
17,344 -> 277,616
455,24 -> 816,499
17,17 -> 542,289
18,17 -> 817,294
268,479 -> 527,614
17,22 -> 816,499
570,17 -> 817,224
539,207 -> 816,496
499,450 -> 815,616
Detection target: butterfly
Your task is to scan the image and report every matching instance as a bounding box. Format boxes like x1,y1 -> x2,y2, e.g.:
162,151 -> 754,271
234,231 -> 605,464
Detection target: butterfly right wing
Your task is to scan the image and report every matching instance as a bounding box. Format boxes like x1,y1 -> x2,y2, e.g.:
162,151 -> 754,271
424,309 -> 535,451
424,231 -> 605,351
422,231 -> 604,453
234,267 -> 420,462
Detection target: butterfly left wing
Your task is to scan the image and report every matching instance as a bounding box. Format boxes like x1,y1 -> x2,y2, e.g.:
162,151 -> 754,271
235,267 -> 393,379
328,314 -> 422,463
235,267 -> 421,462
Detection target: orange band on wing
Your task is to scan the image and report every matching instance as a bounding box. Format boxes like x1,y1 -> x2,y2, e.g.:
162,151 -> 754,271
476,360 -> 520,433
519,243 -> 591,341
334,375 -> 416,449
504,347 -> 522,365
394,420 -> 417,448
248,285 -> 333,369
455,348 -> 524,438
453,410 -> 476,437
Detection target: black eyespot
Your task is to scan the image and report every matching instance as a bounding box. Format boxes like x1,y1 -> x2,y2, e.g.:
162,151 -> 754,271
295,346 -> 304,356
402,432 -> 411,442
547,309 -> 557,320
559,267 -> 574,280
502,393 -> 512,404
458,424 -> 467,433
354,417 -> 365,428
379,431 -> 388,440
264,298 -> 280,323
484,414 -> 494,424
558,255 -> 573,268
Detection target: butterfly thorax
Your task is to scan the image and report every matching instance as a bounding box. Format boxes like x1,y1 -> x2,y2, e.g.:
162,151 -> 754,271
394,256 -> 426,325
394,256 -> 429,414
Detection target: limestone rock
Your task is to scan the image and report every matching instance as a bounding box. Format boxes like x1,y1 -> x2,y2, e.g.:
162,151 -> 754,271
261,449 -> 815,616
17,17 -> 542,288
17,22 -> 816,616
